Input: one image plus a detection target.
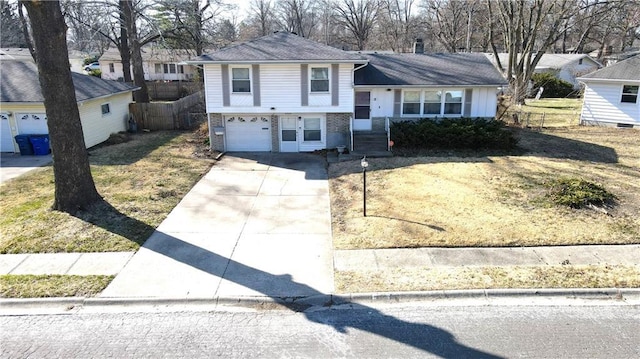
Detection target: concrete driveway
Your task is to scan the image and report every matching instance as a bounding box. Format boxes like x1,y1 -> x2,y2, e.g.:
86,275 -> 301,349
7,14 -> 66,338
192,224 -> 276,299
101,152 -> 334,299
0,153 -> 52,184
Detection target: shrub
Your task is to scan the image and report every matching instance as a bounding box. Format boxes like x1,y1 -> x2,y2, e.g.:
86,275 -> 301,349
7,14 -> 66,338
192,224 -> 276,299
390,118 -> 518,150
83,55 -> 99,66
545,178 -> 617,209
88,69 -> 102,78
531,72 -> 575,98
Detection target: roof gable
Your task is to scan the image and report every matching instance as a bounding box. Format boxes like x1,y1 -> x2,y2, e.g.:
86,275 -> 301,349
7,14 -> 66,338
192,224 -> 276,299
191,32 -> 366,63
355,53 -> 507,87
579,55 -> 640,81
1,61 -> 138,103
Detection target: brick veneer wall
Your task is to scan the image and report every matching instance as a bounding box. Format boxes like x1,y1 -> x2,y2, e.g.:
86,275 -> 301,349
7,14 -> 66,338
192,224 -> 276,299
326,112 -> 351,149
270,114 -> 279,152
208,113 -> 224,151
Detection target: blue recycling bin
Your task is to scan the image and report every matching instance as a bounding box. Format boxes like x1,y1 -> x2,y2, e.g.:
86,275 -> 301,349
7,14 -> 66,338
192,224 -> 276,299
29,134 -> 50,155
14,134 -> 34,155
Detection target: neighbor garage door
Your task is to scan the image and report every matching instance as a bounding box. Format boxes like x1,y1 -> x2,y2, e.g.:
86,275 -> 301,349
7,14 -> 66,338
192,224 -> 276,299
16,113 -> 48,135
0,113 -> 15,152
225,115 -> 271,151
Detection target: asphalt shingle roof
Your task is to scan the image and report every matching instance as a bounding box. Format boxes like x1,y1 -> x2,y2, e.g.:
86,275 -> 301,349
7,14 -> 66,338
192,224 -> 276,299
355,53 -> 507,87
491,53 -> 601,70
579,55 -> 640,81
190,32 -> 366,63
1,61 -> 138,103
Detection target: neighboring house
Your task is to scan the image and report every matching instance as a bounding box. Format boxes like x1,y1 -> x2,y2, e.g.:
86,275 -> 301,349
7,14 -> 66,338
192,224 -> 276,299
0,48 -> 90,73
0,61 -> 138,153
578,55 -> 640,128
187,32 -> 506,153
99,47 -> 196,82
490,53 -> 601,88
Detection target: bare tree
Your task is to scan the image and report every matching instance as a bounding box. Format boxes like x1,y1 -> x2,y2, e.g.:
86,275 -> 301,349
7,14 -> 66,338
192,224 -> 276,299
20,0 -> 102,213
377,0 -> 418,52
249,0 -> 276,37
333,0 -> 380,50
1,1 -> 28,47
276,0 -> 319,38
487,0 -> 579,104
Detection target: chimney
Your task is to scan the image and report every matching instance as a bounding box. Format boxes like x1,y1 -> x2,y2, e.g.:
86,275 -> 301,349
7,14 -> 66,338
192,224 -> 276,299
413,38 -> 424,54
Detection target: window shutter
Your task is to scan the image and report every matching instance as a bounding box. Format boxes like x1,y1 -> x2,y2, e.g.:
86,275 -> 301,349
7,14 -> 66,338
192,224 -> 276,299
463,89 -> 473,117
331,64 -> 339,106
252,64 -> 261,106
393,89 -> 401,116
221,65 -> 230,107
301,64 -> 308,106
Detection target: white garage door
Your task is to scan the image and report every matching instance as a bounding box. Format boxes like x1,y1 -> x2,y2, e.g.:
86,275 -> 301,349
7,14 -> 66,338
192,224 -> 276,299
0,113 -> 15,152
16,113 -> 48,135
225,115 -> 271,152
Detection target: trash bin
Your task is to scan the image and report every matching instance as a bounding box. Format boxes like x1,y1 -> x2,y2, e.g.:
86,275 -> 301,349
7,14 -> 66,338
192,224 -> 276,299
29,134 -> 51,155
14,134 -> 34,155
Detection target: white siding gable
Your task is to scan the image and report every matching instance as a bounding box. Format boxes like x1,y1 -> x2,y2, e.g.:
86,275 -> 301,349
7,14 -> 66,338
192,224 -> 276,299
79,92 -> 131,148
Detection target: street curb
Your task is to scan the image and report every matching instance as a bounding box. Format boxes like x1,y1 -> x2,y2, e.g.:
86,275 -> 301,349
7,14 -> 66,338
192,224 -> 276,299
2,288 -> 639,312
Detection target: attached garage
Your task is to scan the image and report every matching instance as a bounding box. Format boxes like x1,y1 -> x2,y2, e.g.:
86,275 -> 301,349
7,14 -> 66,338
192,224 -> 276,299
224,115 -> 271,151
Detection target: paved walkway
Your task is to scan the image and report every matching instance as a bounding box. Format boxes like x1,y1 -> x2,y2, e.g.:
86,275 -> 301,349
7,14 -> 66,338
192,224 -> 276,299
1,152 -> 639,300
0,153 -> 52,184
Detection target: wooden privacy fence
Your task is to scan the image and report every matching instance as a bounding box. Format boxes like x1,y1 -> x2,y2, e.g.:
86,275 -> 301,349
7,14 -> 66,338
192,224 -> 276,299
147,82 -> 203,100
129,90 -> 205,130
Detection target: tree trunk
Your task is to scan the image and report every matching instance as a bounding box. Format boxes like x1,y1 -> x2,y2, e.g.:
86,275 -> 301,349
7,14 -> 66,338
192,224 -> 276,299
118,0 -> 132,82
122,0 -> 149,102
21,0 -> 101,213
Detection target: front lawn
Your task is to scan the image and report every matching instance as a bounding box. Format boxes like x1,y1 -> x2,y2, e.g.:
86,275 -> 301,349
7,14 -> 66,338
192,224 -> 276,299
329,127 -> 639,249
0,131 -> 215,254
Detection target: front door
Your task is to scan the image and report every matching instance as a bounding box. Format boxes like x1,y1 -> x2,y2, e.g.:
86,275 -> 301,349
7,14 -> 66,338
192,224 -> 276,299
280,117 -> 298,152
353,91 -> 372,131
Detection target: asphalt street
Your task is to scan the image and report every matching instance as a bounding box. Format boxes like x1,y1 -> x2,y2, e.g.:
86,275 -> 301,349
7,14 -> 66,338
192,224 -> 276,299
2,300 -> 639,358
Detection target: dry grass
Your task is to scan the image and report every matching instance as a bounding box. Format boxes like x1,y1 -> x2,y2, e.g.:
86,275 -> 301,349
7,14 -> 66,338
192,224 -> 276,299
330,127 -> 640,249
0,131 -> 215,253
0,275 -> 113,298
335,265 -> 640,293
500,98 -> 582,127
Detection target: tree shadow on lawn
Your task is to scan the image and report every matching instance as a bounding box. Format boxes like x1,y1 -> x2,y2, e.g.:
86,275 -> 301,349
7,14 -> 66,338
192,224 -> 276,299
72,200 -> 156,248
143,233 -> 503,359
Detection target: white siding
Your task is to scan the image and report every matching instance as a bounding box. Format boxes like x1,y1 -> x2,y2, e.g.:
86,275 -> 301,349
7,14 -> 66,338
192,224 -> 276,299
470,87 -> 498,117
204,64 -> 223,112
79,92 -> 131,148
204,63 -> 355,114
581,81 -> 640,125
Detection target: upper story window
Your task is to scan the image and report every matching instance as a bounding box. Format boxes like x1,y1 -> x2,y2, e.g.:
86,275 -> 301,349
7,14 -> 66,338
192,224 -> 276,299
232,67 -> 251,93
101,103 -> 111,115
402,89 -> 465,117
621,85 -> 638,103
109,63 -> 115,73
310,67 -> 329,92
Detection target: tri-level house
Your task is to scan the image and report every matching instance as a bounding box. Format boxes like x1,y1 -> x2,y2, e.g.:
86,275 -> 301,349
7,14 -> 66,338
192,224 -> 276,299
188,32 -> 506,153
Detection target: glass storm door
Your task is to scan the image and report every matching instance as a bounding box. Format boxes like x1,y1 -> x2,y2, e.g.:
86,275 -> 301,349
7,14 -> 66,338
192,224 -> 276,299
280,117 -> 298,152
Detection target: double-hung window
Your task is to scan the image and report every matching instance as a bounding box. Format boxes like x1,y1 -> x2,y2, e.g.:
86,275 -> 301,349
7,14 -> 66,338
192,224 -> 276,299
444,90 -> 463,115
621,85 -> 638,104
310,67 -> 329,92
232,67 -> 251,93
303,118 -> 321,141
423,91 -> 442,115
402,91 -> 421,115
101,103 -> 111,115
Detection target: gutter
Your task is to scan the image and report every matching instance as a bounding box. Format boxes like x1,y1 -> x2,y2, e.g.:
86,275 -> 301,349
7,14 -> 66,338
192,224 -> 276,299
185,59 -> 368,65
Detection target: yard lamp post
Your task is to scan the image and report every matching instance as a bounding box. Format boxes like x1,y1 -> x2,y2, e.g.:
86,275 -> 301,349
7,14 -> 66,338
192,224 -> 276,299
361,156 -> 368,217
